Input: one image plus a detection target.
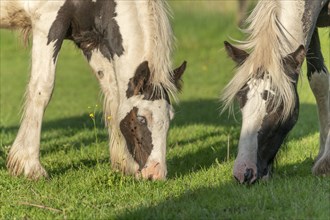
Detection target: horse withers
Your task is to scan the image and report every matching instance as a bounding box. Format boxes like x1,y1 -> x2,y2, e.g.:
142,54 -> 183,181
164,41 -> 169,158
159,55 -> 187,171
0,0 -> 186,180
222,0 -> 330,184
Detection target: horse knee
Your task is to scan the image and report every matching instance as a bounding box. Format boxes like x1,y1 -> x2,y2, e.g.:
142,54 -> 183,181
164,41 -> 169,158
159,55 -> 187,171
309,70 -> 329,100
27,82 -> 54,106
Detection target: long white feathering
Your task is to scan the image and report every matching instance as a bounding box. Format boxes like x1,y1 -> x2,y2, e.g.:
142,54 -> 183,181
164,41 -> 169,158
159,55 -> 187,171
221,0 -> 298,120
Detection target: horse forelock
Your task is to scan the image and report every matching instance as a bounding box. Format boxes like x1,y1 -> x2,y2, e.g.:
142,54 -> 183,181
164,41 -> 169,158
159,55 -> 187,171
221,0 -> 299,121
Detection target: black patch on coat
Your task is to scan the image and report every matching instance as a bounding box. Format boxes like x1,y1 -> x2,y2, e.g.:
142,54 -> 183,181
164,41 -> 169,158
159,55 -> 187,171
302,0 -> 328,43
120,107 -> 153,169
48,0 -> 124,62
306,29 -> 327,80
256,96 -> 299,179
47,0 -> 74,62
255,60 -> 301,179
236,84 -> 249,108
126,79 -> 170,103
126,62 -> 170,103
316,1 -> 330,27
301,0 -> 318,40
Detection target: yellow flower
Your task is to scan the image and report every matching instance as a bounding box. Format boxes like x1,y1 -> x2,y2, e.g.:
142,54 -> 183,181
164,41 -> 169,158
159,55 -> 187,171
89,113 -> 94,118
107,115 -> 112,121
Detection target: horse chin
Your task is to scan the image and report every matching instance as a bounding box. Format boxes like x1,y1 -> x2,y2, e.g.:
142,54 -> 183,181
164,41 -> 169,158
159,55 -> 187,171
260,172 -> 271,181
257,163 -> 272,182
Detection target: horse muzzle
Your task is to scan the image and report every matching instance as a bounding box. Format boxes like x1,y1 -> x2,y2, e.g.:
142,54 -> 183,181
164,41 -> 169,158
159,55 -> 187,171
233,160 -> 258,184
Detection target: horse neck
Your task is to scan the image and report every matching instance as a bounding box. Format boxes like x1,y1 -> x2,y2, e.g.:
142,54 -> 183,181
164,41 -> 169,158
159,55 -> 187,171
277,0 -> 324,49
114,1 -> 174,97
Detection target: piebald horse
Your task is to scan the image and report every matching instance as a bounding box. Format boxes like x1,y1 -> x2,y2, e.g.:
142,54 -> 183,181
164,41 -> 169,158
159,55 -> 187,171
222,0 -> 330,183
0,0 -> 186,180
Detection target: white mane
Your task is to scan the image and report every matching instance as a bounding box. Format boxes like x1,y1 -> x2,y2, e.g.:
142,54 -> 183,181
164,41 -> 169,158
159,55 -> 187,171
145,0 -> 177,100
221,0 -> 298,120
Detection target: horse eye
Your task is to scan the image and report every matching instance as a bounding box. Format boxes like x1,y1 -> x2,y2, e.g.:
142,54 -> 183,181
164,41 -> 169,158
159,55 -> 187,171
261,89 -> 275,100
137,116 -> 146,124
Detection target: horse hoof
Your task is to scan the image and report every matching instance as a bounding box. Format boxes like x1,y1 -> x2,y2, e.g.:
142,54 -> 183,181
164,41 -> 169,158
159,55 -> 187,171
7,151 -> 48,180
312,155 -> 330,176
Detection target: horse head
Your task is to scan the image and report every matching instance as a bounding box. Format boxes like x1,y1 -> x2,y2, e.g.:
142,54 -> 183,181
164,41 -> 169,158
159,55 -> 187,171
224,42 -> 305,184
117,61 -> 186,180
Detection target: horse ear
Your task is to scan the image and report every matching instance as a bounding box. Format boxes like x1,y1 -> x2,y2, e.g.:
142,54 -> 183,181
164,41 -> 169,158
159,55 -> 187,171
172,61 -> 187,91
224,41 -> 249,65
128,61 -> 151,97
287,45 -> 305,70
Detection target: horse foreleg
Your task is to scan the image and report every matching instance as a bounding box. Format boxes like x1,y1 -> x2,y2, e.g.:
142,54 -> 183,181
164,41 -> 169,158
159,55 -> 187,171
306,29 -> 330,175
312,76 -> 330,175
313,129 -> 330,175
7,16 -> 60,179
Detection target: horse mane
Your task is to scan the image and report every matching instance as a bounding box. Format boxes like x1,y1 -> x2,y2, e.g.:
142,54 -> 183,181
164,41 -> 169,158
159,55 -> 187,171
144,0 -> 178,101
221,0 -> 298,120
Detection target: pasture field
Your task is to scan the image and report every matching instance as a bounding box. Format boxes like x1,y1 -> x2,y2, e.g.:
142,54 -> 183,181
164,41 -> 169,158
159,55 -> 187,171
0,2 -> 329,219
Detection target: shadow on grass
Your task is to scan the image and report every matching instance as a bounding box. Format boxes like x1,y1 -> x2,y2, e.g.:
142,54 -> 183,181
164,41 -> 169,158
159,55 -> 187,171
49,157 -> 110,178
117,172 -> 327,220
0,115 -> 107,169
166,100 -> 319,178
168,140 -> 230,179
0,100 -> 320,178
275,157 -> 315,178
172,98 -> 238,127
117,183 -> 248,220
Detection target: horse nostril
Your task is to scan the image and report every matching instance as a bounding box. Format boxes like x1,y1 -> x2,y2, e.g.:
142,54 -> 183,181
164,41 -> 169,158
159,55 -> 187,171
244,168 -> 253,183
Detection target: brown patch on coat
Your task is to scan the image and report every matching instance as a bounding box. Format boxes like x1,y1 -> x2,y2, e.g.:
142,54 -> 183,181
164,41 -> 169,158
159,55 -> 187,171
120,107 -> 153,169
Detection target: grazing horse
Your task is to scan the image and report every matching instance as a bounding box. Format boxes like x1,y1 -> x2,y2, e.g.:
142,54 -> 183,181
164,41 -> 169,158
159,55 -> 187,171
222,0 -> 329,184
0,0 -> 186,180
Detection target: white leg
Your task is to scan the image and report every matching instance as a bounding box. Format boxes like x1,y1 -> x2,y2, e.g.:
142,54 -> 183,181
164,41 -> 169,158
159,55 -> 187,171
307,29 -> 330,175
7,17 -> 60,179
312,73 -> 330,175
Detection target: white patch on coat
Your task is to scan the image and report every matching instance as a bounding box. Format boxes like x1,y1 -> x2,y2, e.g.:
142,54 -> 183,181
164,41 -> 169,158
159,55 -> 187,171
117,95 -> 172,177
233,77 -> 271,181
137,99 -> 171,177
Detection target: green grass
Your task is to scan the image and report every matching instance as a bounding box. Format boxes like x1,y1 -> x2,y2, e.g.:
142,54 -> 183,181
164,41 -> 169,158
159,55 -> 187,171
1,2 -> 330,219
